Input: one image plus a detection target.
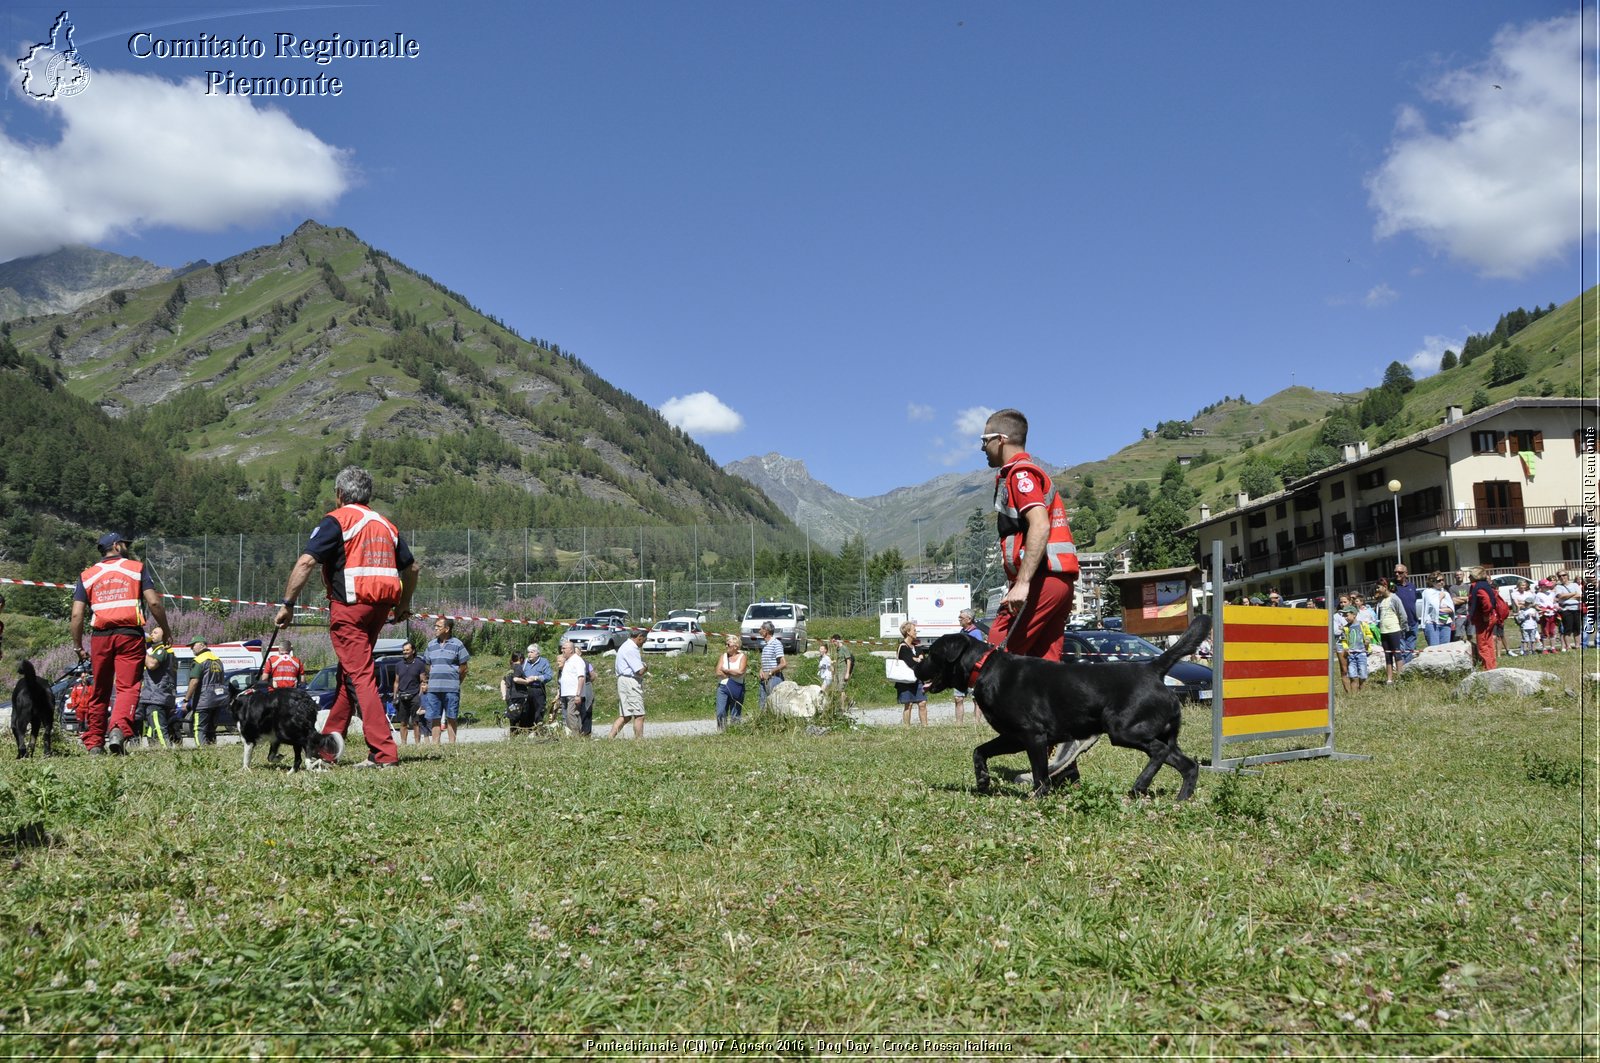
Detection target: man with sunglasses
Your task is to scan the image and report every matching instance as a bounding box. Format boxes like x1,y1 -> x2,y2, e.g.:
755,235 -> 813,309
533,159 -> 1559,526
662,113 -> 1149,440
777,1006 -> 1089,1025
981,409 -> 1081,659
981,408 -> 1087,770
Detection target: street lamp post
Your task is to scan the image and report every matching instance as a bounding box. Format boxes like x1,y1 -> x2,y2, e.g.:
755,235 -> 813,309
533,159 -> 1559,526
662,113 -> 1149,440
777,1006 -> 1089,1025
1387,479 -> 1403,568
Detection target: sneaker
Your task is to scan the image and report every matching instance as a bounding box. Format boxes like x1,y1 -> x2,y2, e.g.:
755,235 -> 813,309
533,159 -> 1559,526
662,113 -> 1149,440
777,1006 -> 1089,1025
106,727 -> 126,755
351,758 -> 396,770
1048,734 -> 1100,777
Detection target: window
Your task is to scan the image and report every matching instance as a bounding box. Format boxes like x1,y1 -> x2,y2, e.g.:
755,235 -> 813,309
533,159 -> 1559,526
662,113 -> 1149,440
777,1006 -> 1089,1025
1562,539 -> 1584,562
1477,541 -> 1529,567
1250,539 -> 1269,559
1505,428 -> 1544,454
1296,521 -> 1323,543
1412,547 -> 1450,575
1248,512 -> 1267,529
1333,564 -> 1348,587
1329,481 -> 1346,501
1275,503 -> 1287,519
1471,430 -> 1502,454
1229,521 -> 1237,536
1356,468 -> 1386,490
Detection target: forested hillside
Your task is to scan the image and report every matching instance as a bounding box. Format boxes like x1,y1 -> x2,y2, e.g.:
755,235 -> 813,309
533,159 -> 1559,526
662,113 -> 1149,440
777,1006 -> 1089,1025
0,221 -> 787,539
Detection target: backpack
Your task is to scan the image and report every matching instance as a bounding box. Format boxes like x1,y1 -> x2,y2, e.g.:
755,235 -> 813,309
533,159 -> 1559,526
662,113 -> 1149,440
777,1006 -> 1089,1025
1477,583 -> 1509,625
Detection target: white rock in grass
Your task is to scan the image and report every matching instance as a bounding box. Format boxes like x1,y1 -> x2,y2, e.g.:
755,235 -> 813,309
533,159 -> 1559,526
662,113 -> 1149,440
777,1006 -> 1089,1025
1454,667 -> 1561,698
1405,641 -> 1474,678
767,681 -> 822,718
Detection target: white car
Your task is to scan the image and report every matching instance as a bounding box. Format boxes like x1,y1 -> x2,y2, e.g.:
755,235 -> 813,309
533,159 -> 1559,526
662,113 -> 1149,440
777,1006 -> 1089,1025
644,618 -> 708,654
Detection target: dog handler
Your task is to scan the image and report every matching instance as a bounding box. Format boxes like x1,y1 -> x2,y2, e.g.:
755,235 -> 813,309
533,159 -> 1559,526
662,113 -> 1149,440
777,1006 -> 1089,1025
70,532 -> 173,755
981,408 -> 1090,767
274,466 -> 418,768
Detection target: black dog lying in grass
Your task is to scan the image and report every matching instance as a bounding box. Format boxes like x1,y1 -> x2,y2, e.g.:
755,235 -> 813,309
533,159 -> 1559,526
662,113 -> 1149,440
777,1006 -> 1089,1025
913,614 -> 1211,800
236,686 -> 338,773
11,660 -> 55,759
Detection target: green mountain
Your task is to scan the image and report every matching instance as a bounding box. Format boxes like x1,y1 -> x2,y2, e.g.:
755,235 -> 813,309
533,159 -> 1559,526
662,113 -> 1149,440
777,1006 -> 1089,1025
0,221 -> 787,536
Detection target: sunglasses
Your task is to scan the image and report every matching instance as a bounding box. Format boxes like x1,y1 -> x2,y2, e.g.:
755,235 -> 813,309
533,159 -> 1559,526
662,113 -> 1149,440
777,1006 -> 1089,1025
978,432 -> 1006,448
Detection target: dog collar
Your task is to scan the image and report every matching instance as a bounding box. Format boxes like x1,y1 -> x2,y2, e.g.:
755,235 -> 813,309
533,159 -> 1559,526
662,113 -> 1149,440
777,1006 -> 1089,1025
968,648 -> 995,691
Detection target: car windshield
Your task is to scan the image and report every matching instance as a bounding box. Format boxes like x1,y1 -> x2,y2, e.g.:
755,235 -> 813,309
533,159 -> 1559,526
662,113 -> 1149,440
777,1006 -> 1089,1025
745,605 -> 794,621
573,619 -> 605,628
1072,632 -> 1159,659
654,622 -> 689,633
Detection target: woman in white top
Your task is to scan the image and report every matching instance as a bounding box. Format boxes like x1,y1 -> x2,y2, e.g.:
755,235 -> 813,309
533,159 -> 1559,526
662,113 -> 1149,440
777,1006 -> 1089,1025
1418,572 -> 1456,648
714,634 -> 747,730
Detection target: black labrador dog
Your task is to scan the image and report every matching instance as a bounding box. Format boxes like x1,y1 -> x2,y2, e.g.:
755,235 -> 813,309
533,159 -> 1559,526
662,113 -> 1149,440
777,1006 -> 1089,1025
913,614 -> 1211,800
11,660 -> 55,759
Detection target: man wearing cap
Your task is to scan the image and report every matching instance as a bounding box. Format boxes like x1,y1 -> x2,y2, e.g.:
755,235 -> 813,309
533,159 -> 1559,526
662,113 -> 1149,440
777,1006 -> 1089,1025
184,638 -> 230,746
521,642 -> 554,725
275,466 -> 418,768
70,533 -> 172,755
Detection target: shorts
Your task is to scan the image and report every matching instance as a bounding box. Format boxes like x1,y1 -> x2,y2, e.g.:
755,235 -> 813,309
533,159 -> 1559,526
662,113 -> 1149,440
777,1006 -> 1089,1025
422,690 -> 460,723
616,675 -> 645,717
1346,651 -> 1369,680
1380,631 -> 1403,658
1560,611 -> 1581,637
392,693 -> 420,725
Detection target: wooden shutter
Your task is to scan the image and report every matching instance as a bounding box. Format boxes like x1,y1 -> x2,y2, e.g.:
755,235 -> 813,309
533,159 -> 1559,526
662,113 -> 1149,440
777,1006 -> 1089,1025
1532,431 -> 1544,454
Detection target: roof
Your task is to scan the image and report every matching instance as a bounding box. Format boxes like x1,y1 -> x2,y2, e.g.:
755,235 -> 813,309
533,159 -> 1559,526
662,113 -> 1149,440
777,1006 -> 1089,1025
1107,565 -> 1201,583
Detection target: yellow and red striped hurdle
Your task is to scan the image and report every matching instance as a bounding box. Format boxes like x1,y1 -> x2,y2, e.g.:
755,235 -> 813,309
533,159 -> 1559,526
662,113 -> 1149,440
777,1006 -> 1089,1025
1207,578 -> 1366,771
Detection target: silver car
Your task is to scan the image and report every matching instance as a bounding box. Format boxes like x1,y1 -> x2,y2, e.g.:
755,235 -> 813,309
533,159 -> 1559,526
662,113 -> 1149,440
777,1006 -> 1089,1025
563,618 -> 627,653
643,619 -> 708,654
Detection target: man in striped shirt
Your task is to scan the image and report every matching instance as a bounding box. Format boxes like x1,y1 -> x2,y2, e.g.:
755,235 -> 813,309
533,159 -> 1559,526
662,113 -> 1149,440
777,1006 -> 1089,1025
757,621 -> 786,710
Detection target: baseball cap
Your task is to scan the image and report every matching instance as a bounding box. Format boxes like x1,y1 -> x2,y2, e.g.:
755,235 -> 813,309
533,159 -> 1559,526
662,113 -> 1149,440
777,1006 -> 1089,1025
190,638 -> 207,649
97,531 -> 131,551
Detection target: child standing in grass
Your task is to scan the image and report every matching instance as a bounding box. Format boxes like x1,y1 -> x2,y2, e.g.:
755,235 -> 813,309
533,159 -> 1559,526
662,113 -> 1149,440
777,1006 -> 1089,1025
1339,605 -> 1372,692
1517,603 -> 1540,655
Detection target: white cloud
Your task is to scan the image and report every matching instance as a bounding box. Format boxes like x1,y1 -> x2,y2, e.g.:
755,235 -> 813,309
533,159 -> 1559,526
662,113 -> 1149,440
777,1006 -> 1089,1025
954,406 -> 994,436
0,69 -> 350,260
660,391 -> 744,435
1367,14 -> 1595,278
934,406 -> 997,467
1404,333 -> 1463,378
906,402 -> 934,422
1364,283 -> 1398,307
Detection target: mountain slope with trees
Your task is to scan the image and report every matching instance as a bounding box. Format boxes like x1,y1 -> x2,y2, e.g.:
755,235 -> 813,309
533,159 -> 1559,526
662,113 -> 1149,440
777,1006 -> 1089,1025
0,221 -> 787,536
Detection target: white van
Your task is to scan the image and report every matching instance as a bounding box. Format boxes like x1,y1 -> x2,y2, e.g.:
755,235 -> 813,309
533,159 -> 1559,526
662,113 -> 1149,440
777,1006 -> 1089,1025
740,602 -> 808,653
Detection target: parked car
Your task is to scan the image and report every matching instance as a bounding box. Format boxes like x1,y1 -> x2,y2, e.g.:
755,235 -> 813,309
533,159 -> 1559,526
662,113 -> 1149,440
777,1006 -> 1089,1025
563,617 -> 628,653
667,608 -> 706,623
740,602 -> 808,653
306,638 -> 413,713
1058,629 -> 1213,702
643,618 -> 708,654
1100,616 -> 1124,631
592,608 -> 630,624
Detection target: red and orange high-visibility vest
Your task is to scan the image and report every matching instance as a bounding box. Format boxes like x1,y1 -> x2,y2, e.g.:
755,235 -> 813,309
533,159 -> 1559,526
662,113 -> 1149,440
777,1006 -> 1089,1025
80,557 -> 146,629
994,455 -> 1079,582
328,504 -> 403,605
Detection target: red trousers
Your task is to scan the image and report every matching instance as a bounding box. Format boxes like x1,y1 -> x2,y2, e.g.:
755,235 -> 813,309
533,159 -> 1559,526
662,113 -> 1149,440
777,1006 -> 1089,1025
1475,625 -> 1498,671
321,600 -> 399,764
84,631 -> 144,750
988,575 -> 1076,661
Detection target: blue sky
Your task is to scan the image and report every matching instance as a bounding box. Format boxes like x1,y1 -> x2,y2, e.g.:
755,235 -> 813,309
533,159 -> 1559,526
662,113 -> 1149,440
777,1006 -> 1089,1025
2,1 -> 1593,499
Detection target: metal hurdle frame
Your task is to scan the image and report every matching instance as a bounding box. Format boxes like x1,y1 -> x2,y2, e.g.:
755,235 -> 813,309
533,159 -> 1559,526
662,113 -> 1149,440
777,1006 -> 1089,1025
1207,542 -> 1369,772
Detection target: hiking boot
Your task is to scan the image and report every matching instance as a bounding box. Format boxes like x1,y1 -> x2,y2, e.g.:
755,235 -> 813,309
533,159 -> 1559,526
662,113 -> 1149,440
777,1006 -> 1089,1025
106,727 -> 126,755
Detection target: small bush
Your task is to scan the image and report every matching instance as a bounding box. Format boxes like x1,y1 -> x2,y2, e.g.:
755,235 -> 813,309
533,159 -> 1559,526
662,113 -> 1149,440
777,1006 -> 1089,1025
1523,751 -> 1580,787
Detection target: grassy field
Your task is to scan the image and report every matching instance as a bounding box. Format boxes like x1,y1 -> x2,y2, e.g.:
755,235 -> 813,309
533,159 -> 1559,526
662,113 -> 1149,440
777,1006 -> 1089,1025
0,651 -> 1591,1059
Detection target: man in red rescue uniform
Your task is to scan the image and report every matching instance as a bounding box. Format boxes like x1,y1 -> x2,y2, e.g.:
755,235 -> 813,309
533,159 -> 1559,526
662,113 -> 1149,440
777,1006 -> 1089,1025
981,409 -> 1095,771
265,641 -> 304,688
69,532 -> 173,755
275,466 -> 418,768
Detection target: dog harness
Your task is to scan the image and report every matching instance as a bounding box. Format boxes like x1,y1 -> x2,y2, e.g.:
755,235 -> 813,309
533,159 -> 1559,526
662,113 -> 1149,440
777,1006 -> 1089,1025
967,647 -> 995,692
993,453 -> 1079,582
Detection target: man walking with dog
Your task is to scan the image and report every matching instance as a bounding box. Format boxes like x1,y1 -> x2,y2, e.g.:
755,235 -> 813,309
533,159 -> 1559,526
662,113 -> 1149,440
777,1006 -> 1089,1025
275,466 -> 418,769
981,409 -> 1087,766
70,532 -> 173,755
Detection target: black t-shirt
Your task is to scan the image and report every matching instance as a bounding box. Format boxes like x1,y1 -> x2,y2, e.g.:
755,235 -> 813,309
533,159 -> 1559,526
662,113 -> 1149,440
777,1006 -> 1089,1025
392,657 -> 426,698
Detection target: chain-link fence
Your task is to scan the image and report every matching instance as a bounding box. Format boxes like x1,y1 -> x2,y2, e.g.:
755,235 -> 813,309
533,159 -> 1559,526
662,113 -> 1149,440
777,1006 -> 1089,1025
134,523 -> 928,625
